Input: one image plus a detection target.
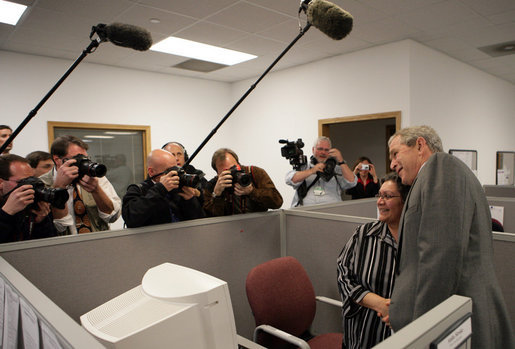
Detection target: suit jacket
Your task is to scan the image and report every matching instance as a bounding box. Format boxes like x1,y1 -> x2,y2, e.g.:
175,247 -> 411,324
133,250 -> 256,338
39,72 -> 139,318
390,152 -> 514,348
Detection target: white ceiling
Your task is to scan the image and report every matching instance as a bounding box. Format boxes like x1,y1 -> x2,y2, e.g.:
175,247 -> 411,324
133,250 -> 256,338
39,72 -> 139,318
1,0 -> 514,83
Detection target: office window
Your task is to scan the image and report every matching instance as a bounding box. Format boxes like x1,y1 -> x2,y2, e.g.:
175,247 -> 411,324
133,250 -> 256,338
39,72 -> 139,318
48,122 -> 151,198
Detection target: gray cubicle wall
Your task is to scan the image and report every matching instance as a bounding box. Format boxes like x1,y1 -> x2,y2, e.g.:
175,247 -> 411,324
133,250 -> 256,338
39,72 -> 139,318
283,209 -> 375,334
0,212 -> 282,340
284,210 -> 515,336
492,233 -> 515,327
484,185 -> 515,198
488,197 -> 515,232
290,198 -> 378,218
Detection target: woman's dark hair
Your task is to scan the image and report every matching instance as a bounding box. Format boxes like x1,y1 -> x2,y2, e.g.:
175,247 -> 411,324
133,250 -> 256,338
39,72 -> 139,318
380,172 -> 410,202
352,156 -> 373,170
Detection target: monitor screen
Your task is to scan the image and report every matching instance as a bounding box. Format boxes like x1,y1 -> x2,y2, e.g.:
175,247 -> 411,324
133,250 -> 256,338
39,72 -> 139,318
80,263 -> 238,348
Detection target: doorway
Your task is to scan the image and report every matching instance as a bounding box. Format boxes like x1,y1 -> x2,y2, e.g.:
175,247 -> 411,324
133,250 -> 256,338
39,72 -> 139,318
319,111 -> 401,181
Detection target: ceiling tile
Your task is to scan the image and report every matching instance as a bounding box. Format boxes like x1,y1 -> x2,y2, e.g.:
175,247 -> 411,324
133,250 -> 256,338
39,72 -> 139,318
114,4 -> 197,36
205,2 -> 291,33
135,0 -> 239,19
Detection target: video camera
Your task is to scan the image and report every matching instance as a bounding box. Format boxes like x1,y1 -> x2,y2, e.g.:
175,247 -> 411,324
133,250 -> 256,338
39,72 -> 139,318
279,138 -> 307,171
15,177 -> 69,210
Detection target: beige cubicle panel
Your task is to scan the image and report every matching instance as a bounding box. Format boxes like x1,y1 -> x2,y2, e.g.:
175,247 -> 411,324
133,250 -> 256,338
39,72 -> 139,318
0,212 -> 282,340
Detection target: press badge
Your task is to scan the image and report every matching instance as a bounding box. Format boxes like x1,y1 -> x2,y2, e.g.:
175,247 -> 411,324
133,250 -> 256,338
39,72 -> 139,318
313,186 -> 325,196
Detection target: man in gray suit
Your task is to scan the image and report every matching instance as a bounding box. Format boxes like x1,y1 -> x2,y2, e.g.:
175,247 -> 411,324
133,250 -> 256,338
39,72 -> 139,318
387,125 -> 513,348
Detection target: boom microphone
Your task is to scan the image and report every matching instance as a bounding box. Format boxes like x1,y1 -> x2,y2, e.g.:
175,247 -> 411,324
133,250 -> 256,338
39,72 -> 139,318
93,23 -> 153,51
303,0 -> 353,40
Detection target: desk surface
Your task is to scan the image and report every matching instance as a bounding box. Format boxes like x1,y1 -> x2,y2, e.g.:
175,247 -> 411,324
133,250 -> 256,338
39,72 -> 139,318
238,335 -> 267,349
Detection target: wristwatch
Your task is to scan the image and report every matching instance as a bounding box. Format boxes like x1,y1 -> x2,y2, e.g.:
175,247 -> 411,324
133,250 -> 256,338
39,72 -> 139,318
338,160 -> 346,165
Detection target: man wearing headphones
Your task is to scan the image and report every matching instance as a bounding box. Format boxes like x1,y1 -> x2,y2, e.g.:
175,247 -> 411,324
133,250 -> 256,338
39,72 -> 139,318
285,136 -> 356,207
162,141 -> 208,203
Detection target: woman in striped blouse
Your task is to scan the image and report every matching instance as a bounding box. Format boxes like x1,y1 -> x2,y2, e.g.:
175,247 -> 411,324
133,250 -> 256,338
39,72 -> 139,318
337,173 -> 410,348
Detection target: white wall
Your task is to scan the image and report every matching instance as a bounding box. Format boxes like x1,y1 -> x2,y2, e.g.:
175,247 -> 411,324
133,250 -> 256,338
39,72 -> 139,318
2,38 -> 514,211
409,42 -> 515,184
0,50 -> 232,179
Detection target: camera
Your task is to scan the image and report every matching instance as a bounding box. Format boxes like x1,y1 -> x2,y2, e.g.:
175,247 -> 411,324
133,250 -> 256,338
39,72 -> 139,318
361,164 -> 370,170
279,138 -> 307,171
319,157 -> 337,181
15,177 -> 69,210
70,154 -> 107,179
164,166 -> 201,188
229,165 -> 251,187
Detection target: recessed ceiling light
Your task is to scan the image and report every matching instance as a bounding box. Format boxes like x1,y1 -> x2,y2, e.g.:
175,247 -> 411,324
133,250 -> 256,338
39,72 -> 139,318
0,0 -> 28,25
149,18 -> 160,24
151,37 -> 257,66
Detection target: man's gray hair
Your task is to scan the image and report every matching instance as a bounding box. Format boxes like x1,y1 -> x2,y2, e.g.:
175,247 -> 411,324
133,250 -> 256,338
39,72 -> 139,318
388,125 -> 443,153
313,136 -> 332,148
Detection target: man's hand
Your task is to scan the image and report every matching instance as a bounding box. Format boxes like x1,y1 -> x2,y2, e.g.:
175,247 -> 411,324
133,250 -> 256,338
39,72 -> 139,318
79,175 -> 99,193
53,159 -> 79,188
328,148 -> 344,163
178,186 -> 197,200
160,171 -> 180,192
213,170 -> 233,196
2,185 -> 34,215
234,183 -> 253,196
31,201 -> 51,223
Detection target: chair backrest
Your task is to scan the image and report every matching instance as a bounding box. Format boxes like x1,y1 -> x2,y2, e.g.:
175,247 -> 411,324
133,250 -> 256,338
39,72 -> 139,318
246,256 -> 316,348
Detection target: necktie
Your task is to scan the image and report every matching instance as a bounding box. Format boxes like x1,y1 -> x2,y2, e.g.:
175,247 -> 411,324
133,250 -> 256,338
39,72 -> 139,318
73,185 -> 93,233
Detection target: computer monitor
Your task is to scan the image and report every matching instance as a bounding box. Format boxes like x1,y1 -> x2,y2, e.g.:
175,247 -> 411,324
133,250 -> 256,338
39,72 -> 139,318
80,263 -> 238,348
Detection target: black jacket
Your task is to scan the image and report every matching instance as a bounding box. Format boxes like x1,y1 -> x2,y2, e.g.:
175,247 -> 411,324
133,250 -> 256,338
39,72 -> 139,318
0,204 -> 57,243
122,178 -> 205,228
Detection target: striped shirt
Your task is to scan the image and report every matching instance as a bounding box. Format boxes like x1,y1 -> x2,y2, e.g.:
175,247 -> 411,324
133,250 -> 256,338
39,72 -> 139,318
337,220 -> 397,349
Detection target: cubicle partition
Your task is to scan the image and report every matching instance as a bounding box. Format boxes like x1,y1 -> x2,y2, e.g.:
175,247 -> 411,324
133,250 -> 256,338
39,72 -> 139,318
290,198 -> 378,218
488,197 -> 515,232
0,204 -> 514,347
0,212 -> 282,340
484,185 -> 515,198
283,209 -> 374,334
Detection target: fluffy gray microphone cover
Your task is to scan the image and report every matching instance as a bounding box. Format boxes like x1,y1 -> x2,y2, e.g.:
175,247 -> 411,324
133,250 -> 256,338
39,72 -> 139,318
307,0 -> 353,40
106,23 -> 153,51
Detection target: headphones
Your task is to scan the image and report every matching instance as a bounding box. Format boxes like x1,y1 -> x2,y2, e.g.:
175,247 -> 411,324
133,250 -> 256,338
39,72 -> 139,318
162,142 -> 189,162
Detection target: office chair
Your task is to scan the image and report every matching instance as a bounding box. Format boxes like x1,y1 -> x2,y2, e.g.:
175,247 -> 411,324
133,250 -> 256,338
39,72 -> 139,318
245,256 -> 343,349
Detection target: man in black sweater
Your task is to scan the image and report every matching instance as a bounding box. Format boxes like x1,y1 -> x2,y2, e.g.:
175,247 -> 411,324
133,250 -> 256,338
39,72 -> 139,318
122,149 -> 205,228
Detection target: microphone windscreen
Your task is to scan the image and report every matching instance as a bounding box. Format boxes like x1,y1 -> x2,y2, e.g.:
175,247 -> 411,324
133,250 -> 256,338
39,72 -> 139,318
307,0 -> 353,40
105,23 -> 153,51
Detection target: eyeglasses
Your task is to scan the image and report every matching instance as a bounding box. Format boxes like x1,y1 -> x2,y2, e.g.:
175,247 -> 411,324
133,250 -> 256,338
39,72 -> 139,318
375,193 -> 401,200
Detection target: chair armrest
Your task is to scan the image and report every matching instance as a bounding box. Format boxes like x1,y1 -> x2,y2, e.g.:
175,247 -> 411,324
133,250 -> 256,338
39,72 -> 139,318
253,324 -> 310,349
316,296 -> 343,308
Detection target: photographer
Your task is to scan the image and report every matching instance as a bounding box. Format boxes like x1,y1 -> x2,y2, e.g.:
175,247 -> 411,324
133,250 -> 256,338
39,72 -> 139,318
162,141 -> 208,204
346,156 -> 380,199
40,135 -> 121,234
285,136 -> 357,207
0,154 -> 58,243
203,148 -> 283,216
122,149 -> 205,228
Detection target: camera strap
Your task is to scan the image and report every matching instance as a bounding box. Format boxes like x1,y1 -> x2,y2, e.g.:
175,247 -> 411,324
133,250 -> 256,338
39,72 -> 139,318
296,172 -> 320,207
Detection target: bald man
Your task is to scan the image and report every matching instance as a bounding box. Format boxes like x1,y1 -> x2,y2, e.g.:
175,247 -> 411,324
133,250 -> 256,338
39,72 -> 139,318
122,149 -> 205,228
